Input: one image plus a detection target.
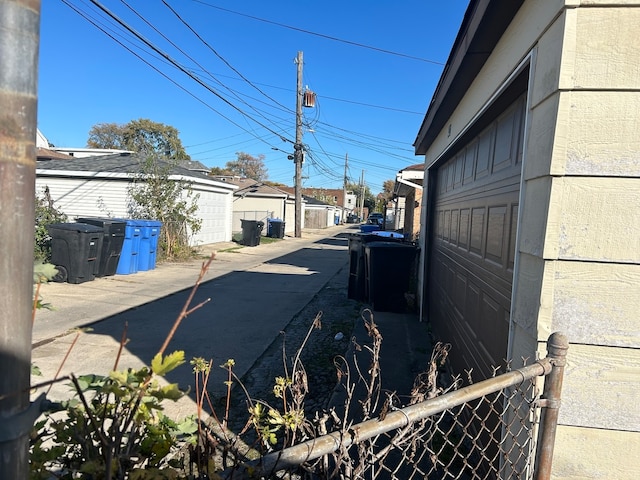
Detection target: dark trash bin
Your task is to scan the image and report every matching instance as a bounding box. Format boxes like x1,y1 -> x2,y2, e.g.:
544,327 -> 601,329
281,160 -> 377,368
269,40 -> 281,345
138,220 -> 162,271
47,223 -> 104,284
267,218 -> 285,239
115,219 -> 143,275
77,217 -> 126,277
348,233 -> 405,301
240,219 -> 264,246
364,241 -> 418,313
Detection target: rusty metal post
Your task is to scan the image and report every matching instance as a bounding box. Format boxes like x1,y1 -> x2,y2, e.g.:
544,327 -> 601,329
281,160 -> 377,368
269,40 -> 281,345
534,332 -> 569,480
0,0 -> 41,478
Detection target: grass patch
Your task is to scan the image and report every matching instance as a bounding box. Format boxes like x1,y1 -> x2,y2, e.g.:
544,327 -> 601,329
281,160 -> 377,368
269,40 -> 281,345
258,236 -> 281,245
218,246 -> 244,253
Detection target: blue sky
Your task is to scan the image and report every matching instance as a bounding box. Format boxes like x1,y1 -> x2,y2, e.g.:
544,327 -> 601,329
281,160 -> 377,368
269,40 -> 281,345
38,1 -> 468,194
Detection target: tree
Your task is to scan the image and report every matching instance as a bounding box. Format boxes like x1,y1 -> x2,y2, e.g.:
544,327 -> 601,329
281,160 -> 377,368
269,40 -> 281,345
87,122 -> 124,150
376,179 -> 395,210
34,187 -> 68,261
224,152 -> 268,181
87,118 -> 190,160
346,181 -> 375,212
210,166 -> 233,176
381,179 -> 395,202
128,157 -> 201,260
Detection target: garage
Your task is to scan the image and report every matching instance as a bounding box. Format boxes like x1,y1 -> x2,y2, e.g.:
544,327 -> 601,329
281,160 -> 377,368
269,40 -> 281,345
427,93 -> 526,380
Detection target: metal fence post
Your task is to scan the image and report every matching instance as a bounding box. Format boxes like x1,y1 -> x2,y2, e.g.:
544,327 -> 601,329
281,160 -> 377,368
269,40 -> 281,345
534,332 -> 569,480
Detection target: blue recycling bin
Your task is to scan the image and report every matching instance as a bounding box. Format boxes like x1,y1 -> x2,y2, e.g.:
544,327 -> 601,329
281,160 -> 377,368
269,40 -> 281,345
267,218 -> 285,239
360,224 -> 380,233
116,219 -> 143,275
138,220 -> 162,271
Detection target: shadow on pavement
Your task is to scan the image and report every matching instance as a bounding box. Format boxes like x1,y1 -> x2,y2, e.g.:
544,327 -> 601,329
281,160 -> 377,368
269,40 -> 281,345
87,241 -> 350,402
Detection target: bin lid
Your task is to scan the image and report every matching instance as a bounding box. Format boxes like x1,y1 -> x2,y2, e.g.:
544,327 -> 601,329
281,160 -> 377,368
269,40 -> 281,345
47,222 -> 104,233
77,217 -> 127,227
364,241 -> 416,250
112,218 -> 148,227
370,231 -> 405,239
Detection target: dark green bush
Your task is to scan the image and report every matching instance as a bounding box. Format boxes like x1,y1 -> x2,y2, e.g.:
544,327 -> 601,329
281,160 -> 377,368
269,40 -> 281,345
35,186 -> 67,261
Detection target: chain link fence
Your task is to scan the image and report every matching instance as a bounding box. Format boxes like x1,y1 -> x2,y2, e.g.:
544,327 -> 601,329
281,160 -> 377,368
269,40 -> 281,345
219,333 -> 567,480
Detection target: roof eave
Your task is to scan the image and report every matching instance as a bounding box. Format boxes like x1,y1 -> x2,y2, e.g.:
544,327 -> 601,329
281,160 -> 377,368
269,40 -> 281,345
414,0 -> 524,155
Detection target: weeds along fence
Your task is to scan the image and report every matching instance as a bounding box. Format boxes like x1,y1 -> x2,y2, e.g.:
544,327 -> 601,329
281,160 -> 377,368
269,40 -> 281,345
222,332 -> 568,480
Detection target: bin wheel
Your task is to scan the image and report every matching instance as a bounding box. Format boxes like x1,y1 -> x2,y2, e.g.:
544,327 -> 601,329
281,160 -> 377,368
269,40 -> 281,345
52,265 -> 68,283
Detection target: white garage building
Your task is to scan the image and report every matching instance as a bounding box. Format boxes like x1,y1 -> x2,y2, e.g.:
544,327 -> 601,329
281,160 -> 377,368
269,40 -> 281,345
36,153 -> 237,246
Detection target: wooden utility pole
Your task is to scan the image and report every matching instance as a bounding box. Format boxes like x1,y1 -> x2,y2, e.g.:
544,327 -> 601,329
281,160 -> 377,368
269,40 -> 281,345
343,153 -> 348,211
294,51 -> 303,237
0,1 -> 41,477
359,170 -> 365,220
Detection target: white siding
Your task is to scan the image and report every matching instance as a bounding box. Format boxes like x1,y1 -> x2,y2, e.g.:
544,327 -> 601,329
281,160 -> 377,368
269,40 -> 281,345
36,173 -> 235,246
36,177 -> 131,219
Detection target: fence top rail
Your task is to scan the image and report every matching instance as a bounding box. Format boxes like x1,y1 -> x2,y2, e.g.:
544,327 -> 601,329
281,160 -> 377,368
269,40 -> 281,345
222,355 -> 556,478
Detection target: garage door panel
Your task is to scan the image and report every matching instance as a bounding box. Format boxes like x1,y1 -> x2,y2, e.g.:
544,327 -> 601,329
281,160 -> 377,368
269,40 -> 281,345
486,206 -> 508,264
429,94 -> 525,379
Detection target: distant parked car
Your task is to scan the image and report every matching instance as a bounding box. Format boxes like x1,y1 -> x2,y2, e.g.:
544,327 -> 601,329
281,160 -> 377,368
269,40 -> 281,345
367,212 -> 384,226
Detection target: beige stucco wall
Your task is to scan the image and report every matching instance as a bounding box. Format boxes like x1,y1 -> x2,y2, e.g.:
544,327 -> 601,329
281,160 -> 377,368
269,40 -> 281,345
419,1 -> 640,477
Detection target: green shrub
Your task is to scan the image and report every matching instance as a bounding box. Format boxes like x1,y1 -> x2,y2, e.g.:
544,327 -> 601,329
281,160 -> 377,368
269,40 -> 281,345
34,187 -> 67,262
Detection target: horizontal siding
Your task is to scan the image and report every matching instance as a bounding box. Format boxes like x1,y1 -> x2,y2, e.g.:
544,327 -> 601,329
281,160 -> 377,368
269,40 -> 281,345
552,343 -> 640,432
546,177 -> 640,263
37,176 -> 235,246
36,177 -> 131,219
566,7 -> 640,91
561,91 -> 640,176
545,261 -> 640,348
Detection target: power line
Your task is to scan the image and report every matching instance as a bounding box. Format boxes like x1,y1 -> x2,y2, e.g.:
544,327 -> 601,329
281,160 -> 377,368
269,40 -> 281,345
192,0 -> 445,66
163,0 -> 292,113
320,95 -> 423,115
87,0 -> 295,145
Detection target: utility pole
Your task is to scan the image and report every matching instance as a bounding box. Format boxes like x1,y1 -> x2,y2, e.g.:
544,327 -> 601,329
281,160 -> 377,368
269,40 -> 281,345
359,169 -> 365,220
343,153 -> 348,212
0,1 -> 41,477
294,51 -> 304,238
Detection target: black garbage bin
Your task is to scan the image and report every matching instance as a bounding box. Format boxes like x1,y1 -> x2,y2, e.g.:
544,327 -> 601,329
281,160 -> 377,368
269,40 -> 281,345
267,218 -> 285,238
364,241 -> 418,312
240,219 -> 264,246
77,217 -> 126,277
348,233 -> 405,301
47,223 -> 105,283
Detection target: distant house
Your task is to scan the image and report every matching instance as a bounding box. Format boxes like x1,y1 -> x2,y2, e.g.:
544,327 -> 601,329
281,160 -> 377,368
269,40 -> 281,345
211,176 -> 296,235
392,163 -> 424,241
179,159 -> 211,175
414,1 -> 639,477
36,153 -> 237,245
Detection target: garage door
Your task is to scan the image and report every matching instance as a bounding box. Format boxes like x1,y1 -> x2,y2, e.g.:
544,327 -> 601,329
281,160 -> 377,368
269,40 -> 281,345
428,94 -> 526,380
